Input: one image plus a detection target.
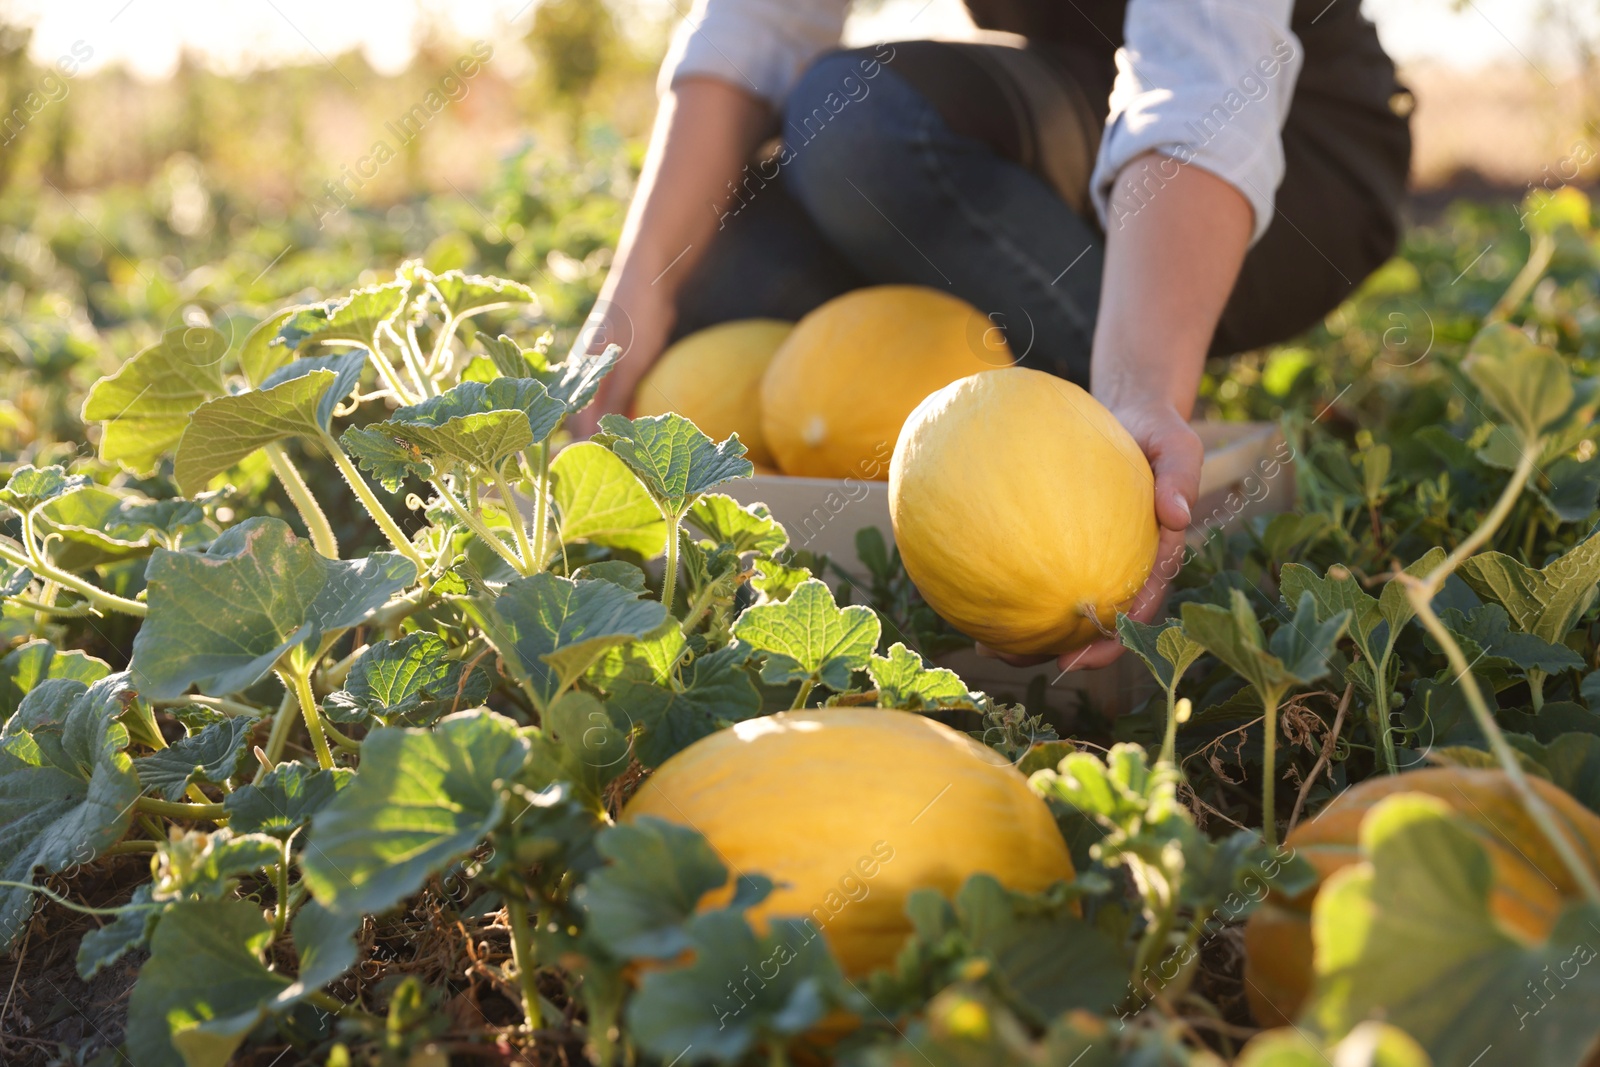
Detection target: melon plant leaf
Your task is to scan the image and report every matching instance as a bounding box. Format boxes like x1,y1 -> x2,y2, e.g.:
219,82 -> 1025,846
593,413 -> 754,516
223,763 -> 350,840
491,574 -> 668,711
1309,794 -> 1600,1067
1279,564 -> 1382,651
237,306 -> 302,387
1182,591 -> 1347,703
479,333 -> 542,379
1464,323 -> 1575,441
523,690 -> 632,807
626,912 -> 842,1064
324,632 -> 490,726
733,578 -> 880,692
0,559 -> 30,600
301,710 -> 528,916
587,620 -> 687,690
0,639 -> 110,727
0,674 -> 140,952
80,325 -> 229,476
152,831 -> 284,901
76,883 -> 160,980
131,517 -> 416,699
1536,454 -> 1600,523
41,488 -> 212,555
274,279 -> 409,351
869,642 -> 975,711
582,817 -> 771,962
1458,533 -> 1600,647
1433,604 -> 1587,676
572,560 -> 650,595
125,897 -> 360,1067
537,344 -> 620,413
174,352 -> 366,494
750,558 -> 811,602
132,717 -> 255,801
608,643 -> 763,767
339,424 -> 434,491
0,464 -> 91,514
1269,592 -> 1351,683
551,441 -> 669,557
374,378 -> 564,472
686,494 -> 788,555
1504,732 -> 1600,814
1116,617 -> 1203,693
427,271 -> 539,319
1376,547 -> 1448,640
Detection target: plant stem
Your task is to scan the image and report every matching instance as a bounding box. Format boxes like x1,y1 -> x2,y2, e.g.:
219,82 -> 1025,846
319,431 -> 425,572
399,320 -> 438,398
135,796 -> 227,821
9,594 -> 92,617
432,476 -> 528,575
679,579 -> 722,638
1405,442 -> 1600,906
365,339 -> 418,405
1374,647 -> 1398,775
101,839 -> 161,856
530,442 -> 551,574
661,522 -> 681,616
159,694 -> 264,718
255,690 -> 299,783
493,467 -> 536,574
1529,670 -> 1547,712
505,897 -> 543,1031
264,442 -> 339,559
0,540 -> 147,617
1159,686 -> 1179,767
1486,232 -> 1554,324
790,678 -> 815,711
321,717 -> 363,754
283,667 -> 334,770
1261,691 -> 1282,850
272,839 -> 292,940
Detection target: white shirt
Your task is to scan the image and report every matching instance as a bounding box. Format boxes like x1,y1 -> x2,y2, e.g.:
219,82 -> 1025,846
658,0 -> 1303,243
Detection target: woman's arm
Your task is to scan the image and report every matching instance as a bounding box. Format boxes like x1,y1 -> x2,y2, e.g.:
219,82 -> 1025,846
1062,152 -> 1254,671
567,76 -> 772,437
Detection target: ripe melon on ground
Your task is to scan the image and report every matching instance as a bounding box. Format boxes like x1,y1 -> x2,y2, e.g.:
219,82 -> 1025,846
632,319 -> 791,467
622,708 -> 1075,976
1242,767 -> 1600,1027
759,286 -> 1011,479
888,366 -> 1159,656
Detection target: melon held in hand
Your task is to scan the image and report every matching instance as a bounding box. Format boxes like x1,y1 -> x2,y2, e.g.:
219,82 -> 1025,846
888,367 -> 1159,656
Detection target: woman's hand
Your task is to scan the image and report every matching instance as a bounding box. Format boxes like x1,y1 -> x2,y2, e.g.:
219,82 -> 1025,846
565,283 -> 674,439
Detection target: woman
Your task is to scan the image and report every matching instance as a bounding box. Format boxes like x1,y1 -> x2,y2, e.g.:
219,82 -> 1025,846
569,0 -> 1411,669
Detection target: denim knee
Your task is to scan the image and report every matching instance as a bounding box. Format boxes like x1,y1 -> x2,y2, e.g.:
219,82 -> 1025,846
781,49 -> 917,213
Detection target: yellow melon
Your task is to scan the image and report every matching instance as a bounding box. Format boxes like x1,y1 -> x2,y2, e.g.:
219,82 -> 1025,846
759,287 -> 1011,479
888,367 -> 1159,656
622,708 -> 1075,976
633,319 -> 791,467
1242,768 -> 1600,1027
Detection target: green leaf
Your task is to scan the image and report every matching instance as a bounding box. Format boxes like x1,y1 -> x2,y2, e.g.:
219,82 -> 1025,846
427,271 -> 539,319
1116,617 -> 1203,692
236,306 -> 301,387
582,816 -> 769,961
594,413 -> 753,516
523,690 -> 633,806
491,573 -> 668,711
1536,454 -> 1600,523
0,464 -> 90,514
132,718 -> 255,801
274,279 -> 409,351
1279,563 -> 1381,653
1458,533 -> 1600,647
41,488 -> 212,556
732,578 -> 879,692
0,674 -> 139,952
0,558 -> 29,600
376,378 -> 566,471
868,642 -> 975,710
0,639 -> 110,727
1269,592 -> 1353,684
174,351 -> 365,494
125,897 -> 359,1067
338,424 -> 434,491
1310,794 -> 1600,1067
686,494 -> 788,555
535,345 -> 620,413
300,710 -> 528,916
324,632 -> 490,726
151,830 -> 284,901
750,558 -> 811,602
1464,323 -> 1575,441
551,441 -> 669,557
1181,591 -> 1348,703
1236,1023 -> 1432,1067
572,560 -> 650,594
132,517 -> 417,699
223,763 -> 350,840
1435,603 -> 1587,676
609,643 -> 763,767
81,325 -> 228,476
1377,547 -> 1448,644
76,883 -> 161,980
1505,732 -> 1600,815
626,912 -> 844,1064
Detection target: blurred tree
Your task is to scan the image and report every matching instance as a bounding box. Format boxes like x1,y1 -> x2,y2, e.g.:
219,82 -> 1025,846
527,0 -> 617,136
0,17 -> 34,195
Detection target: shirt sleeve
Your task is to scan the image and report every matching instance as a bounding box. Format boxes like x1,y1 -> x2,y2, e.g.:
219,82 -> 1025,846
657,0 -> 852,105
1089,0 -> 1303,244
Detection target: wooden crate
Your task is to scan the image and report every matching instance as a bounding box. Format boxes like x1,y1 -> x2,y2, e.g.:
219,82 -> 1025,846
724,421 -> 1293,719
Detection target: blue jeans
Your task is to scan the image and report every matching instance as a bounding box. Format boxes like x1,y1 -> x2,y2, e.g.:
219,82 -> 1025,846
674,55 -> 1104,384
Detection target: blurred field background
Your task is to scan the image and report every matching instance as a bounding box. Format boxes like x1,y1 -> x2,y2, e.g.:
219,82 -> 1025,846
0,0 -> 1597,461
